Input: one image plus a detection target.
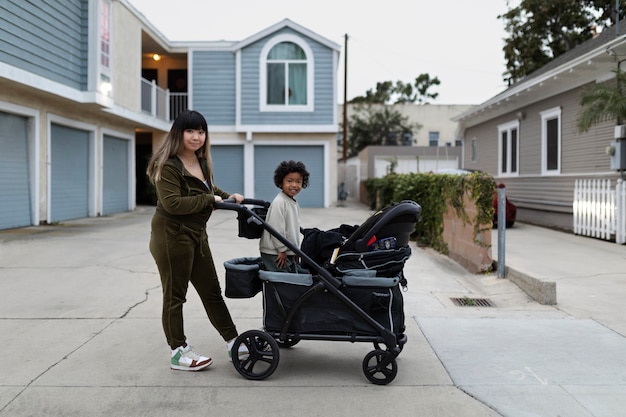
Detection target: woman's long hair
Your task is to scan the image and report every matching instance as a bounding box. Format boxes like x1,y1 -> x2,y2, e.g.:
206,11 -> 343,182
146,110 -> 213,184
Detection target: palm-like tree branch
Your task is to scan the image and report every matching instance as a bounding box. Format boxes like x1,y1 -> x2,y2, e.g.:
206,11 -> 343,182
578,69 -> 626,133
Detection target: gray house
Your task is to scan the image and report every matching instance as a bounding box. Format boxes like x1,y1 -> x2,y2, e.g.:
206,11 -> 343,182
454,25 -> 626,235
0,0 -> 340,230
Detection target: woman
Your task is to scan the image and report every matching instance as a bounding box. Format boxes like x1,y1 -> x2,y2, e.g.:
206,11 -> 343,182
147,110 -> 244,371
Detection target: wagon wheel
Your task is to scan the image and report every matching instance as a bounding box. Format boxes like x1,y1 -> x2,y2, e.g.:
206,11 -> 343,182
231,330 -> 280,380
276,336 -> 300,348
362,349 -> 397,385
374,334 -> 406,353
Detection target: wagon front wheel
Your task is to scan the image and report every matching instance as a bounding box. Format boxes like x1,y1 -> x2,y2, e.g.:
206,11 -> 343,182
362,349 -> 397,385
231,330 -> 280,380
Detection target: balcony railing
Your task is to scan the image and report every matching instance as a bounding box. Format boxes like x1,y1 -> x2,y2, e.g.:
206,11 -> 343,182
140,78 -> 188,122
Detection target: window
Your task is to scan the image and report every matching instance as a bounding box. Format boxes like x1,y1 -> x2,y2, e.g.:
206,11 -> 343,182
428,131 -> 439,147
471,138 -> 477,163
260,35 -> 313,111
540,107 -> 561,174
99,0 -> 110,69
97,0 -> 112,97
498,121 -> 519,176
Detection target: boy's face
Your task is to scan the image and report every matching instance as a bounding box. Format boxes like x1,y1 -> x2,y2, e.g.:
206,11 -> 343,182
281,172 -> 303,199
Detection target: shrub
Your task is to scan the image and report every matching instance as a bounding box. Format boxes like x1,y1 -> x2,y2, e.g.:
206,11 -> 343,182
364,171 -> 495,253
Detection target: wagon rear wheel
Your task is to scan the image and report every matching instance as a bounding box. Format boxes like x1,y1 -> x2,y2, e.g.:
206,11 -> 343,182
362,349 -> 397,385
232,330 -> 279,380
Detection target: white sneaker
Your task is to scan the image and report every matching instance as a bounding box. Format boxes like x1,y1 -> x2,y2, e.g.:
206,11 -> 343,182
227,340 -> 249,361
170,344 -> 212,371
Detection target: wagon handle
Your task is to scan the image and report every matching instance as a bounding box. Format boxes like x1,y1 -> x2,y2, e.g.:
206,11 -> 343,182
214,198 -> 270,212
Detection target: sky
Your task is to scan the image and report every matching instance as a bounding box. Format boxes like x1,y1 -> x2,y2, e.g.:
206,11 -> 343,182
127,0 -> 513,105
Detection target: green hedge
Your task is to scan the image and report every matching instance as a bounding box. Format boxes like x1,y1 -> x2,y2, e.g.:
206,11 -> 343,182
364,172 -> 496,253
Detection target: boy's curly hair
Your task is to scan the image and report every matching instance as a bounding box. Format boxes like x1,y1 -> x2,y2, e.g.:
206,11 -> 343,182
274,160 -> 310,188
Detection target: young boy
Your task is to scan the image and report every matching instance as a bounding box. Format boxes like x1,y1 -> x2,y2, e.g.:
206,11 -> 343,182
260,160 -> 310,272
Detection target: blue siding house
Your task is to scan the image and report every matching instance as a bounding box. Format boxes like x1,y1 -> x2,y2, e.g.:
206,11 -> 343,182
187,20 -> 340,207
0,0 -> 340,230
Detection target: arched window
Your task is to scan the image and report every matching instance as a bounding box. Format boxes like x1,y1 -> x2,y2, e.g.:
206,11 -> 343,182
260,35 -> 313,111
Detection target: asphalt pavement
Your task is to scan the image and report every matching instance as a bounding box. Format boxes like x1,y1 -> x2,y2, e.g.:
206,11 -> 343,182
0,199 -> 625,417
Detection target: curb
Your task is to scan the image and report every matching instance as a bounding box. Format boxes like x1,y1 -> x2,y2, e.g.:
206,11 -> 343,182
506,267 -> 557,305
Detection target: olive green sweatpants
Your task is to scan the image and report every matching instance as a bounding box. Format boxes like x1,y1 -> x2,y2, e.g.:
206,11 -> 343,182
150,215 -> 238,350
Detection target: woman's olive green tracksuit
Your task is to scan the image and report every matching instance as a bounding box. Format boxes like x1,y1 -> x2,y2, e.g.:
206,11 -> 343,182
149,157 -> 237,350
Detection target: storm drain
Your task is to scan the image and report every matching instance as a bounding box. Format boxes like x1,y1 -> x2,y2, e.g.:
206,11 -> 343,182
450,297 -> 495,307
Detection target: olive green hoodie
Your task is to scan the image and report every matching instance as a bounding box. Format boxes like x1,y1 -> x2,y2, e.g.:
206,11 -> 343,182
153,156 -> 230,229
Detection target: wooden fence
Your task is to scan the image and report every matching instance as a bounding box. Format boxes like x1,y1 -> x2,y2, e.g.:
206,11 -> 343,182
573,179 -> 626,244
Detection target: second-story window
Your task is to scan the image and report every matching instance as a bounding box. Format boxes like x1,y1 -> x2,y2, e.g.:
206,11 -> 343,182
100,0 -> 111,69
428,131 -> 439,146
260,35 -> 313,112
268,42 -> 305,105
97,0 -> 112,97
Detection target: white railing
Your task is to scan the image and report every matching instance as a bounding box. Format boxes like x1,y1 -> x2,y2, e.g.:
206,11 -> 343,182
169,92 -> 188,121
573,178 -> 626,243
140,78 -> 189,122
617,179 -> 626,244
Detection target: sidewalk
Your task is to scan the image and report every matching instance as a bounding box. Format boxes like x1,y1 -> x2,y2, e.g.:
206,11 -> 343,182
0,200 -> 625,417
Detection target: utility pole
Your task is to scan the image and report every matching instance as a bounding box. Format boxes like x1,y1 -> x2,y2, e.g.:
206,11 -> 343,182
342,33 -> 348,162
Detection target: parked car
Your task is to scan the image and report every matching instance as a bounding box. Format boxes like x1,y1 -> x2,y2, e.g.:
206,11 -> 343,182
493,183 -> 516,228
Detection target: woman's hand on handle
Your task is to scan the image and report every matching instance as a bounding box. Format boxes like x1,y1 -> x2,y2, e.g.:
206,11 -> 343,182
229,193 -> 244,203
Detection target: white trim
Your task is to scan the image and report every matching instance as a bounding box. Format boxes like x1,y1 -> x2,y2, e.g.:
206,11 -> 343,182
47,114 -> 99,221
497,120 -> 520,177
243,141 -> 255,198
188,51 -> 194,110
87,0 -> 99,92
259,34 -> 314,112
540,107 -> 562,176
0,62 -> 114,108
235,49 -> 241,126
234,18 -> 341,52
0,101 -> 41,226
234,124 -> 337,133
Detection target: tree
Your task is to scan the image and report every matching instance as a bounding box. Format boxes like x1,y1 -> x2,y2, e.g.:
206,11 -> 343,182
350,73 -> 440,104
499,0 -> 623,84
349,81 -> 394,104
394,74 -> 441,104
346,104 -> 422,157
577,68 -> 626,132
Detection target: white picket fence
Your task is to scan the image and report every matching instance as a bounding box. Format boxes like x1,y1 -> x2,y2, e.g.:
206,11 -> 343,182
573,179 -> 626,244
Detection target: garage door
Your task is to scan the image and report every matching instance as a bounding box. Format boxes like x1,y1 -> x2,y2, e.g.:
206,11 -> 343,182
254,145 -> 324,208
50,124 -> 90,222
0,111 -> 31,229
212,145 -> 244,195
102,135 -> 130,215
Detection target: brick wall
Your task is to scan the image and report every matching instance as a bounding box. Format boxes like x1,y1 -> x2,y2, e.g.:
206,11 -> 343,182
442,193 -> 493,273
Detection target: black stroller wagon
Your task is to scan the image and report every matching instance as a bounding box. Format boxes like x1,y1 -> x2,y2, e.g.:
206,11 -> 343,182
216,199 -> 421,385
